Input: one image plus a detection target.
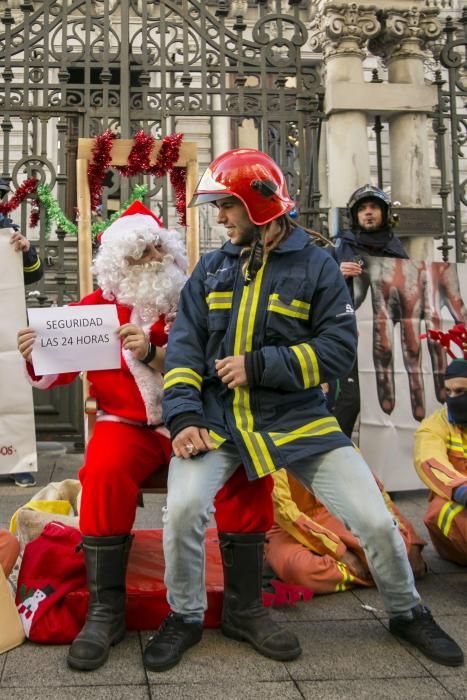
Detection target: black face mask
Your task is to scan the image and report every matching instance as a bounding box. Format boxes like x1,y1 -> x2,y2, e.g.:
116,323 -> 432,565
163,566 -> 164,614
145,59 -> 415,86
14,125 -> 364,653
446,393 -> 467,425
356,228 -> 392,250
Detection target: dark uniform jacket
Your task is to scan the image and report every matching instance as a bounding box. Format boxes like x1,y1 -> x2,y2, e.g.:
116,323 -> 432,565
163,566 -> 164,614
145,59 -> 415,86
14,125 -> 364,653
0,214 -> 43,284
333,228 -> 408,298
163,226 -> 356,481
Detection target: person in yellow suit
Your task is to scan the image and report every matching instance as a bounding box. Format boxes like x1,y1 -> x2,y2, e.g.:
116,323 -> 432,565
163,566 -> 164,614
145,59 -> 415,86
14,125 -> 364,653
414,356 -> 467,566
265,469 -> 427,593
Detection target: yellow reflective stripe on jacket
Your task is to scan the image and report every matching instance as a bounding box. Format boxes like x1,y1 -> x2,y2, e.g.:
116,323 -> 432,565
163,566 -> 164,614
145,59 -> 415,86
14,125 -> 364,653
164,367 -> 203,392
208,430 -> 227,449
290,343 -> 320,388
231,263 -> 276,477
267,293 -> 310,320
206,291 -> 233,310
23,258 -> 41,273
232,266 -> 264,431
240,430 -> 276,477
446,436 -> 466,455
437,500 -> 464,537
335,561 -> 353,592
270,416 -> 340,447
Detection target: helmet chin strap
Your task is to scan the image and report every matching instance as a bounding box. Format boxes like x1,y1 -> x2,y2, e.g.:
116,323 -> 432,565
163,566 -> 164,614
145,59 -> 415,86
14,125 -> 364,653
244,228 -> 263,285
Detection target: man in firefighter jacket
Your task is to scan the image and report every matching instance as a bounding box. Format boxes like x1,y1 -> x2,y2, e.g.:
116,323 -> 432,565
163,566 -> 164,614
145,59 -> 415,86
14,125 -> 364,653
17,201 -> 274,671
265,468 -> 427,594
415,355 -> 467,566
143,149 -> 463,671
332,185 -> 408,437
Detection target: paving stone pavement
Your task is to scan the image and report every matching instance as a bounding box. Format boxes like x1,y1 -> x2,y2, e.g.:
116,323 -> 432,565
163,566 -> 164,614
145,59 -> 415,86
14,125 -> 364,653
0,444 -> 466,700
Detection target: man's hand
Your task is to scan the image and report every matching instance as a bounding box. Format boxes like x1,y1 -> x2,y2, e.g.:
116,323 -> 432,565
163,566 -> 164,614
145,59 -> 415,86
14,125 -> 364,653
340,261 -> 363,279
17,327 -> 36,362
172,426 -> 213,459
118,323 -> 148,361
10,231 -> 30,252
340,550 -> 370,580
215,355 -> 248,389
407,544 -> 427,579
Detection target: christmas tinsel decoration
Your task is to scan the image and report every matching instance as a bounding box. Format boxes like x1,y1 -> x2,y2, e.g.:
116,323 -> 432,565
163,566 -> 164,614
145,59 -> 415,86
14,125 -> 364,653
170,167 -> 187,226
421,323 -> 467,360
32,183 -> 150,239
91,184 -> 149,239
0,177 -> 38,216
87,129 -> 115,211
88,130 -> 187,225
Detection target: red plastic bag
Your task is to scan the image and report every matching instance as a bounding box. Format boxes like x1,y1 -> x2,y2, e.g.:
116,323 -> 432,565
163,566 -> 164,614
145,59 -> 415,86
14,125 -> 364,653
16,522 -> 86,643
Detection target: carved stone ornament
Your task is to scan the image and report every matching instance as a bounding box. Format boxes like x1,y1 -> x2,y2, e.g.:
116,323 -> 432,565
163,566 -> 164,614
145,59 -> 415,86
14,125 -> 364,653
369,6 -> 442,62
310,3 -> 381,58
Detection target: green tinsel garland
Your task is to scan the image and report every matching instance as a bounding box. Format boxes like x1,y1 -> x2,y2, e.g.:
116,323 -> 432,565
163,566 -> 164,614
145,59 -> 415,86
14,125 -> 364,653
35,183 -> 149,240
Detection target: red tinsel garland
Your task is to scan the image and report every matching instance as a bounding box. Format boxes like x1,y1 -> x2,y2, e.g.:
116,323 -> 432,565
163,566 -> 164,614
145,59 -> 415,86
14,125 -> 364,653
29,200 -> 40,228
420,323 -> 467,360
0,177 -> 38,217
116,131 -> 155,178
87,129 -> 115,211
170,166 -> 187,227
87,130 -> 187,225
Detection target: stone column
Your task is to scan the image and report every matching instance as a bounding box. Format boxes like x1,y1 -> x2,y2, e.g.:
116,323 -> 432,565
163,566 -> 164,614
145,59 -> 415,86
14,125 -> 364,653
310,3 -> 381,211
371,5 -> 441,258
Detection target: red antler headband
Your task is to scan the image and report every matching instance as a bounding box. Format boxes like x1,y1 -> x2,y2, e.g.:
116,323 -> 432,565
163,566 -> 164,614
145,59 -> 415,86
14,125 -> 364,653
420,323 -> 467,360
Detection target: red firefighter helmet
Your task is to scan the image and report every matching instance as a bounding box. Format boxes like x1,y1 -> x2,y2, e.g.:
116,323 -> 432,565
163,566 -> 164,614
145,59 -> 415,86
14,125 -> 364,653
189,148 -> 295,226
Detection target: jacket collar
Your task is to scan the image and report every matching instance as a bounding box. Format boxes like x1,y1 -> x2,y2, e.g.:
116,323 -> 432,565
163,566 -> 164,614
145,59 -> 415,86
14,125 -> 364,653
220,226 -> 311,258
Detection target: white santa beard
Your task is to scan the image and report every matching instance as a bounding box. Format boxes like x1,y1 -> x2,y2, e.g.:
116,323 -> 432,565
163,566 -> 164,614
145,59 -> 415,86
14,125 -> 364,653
100,256 -> 186,324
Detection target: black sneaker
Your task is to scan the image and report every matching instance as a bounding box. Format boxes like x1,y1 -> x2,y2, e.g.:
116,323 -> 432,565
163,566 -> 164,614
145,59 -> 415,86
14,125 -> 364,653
143,612 -> 203,672
389,605 -> 464,667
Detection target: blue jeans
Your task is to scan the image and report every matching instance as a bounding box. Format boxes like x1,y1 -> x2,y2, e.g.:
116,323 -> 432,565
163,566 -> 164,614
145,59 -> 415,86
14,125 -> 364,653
163,444 -> 420,620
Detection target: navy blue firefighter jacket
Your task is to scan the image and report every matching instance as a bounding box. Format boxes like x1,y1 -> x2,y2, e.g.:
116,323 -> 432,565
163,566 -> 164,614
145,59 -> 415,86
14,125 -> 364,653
162,226 -> 356,481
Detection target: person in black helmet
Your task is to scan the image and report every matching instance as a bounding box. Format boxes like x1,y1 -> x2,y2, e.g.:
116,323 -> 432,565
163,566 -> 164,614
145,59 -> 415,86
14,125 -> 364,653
332,184 -> 408,438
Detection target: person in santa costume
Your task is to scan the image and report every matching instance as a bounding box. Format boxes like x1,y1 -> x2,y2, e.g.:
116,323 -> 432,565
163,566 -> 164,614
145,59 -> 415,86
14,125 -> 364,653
17,200 -> 274,671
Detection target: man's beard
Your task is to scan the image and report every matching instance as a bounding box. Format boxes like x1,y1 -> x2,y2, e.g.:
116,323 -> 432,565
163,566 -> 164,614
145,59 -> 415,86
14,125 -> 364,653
104,255 -> 186,324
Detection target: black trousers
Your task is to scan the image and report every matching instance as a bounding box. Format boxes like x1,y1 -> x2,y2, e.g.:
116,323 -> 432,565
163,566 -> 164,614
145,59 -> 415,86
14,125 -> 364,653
332,360 -> 360,438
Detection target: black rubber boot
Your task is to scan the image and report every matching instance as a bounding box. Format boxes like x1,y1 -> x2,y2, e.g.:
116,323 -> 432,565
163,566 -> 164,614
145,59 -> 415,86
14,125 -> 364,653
67,534 -> 132,671
219,532 -> 302,661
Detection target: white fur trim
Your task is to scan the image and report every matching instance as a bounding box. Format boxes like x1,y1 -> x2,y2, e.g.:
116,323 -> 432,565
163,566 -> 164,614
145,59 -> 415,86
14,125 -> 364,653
123,308 -> 165,424
23,361 -> 59,389
101,214 -> 160,244
123,347 -> 164,425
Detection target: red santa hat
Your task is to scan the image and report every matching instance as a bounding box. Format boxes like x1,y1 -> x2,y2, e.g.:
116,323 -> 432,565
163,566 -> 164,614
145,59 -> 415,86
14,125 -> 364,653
98,200 -> 163,244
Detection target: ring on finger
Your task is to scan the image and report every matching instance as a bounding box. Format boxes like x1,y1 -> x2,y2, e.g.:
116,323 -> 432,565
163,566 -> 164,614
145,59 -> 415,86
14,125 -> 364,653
185,443 -> 195,455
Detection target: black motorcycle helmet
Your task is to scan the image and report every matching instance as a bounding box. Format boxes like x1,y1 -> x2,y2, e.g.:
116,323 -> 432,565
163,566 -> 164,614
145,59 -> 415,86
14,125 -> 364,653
347,184 -> 392,229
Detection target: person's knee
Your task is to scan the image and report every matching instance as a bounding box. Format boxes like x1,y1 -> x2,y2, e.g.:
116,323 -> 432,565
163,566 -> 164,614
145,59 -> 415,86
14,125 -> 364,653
164,492 -> 212,534
82,456 -> 134,488
358,509 -> 397,546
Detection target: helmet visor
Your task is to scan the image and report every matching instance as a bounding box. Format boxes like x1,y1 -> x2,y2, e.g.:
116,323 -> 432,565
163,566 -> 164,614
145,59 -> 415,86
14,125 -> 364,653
188,192 -> 233,208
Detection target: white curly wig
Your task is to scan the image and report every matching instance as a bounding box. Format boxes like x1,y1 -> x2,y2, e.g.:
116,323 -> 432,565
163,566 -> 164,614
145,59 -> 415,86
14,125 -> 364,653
93,214 -> 188,323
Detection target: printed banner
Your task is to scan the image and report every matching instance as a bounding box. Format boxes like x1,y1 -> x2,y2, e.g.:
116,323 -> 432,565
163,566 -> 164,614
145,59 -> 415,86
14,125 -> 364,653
28,305 -> 121,375
0,230 -> 37,475
356,257 -> 467,491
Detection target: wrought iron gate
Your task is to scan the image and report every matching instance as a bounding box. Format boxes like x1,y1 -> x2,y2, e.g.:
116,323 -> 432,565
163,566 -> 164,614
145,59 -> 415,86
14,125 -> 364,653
0,0 -> 324,441
432,8 -> 467,263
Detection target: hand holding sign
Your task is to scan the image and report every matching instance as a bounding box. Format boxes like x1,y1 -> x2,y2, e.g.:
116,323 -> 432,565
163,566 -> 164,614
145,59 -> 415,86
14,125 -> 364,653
24,305 -> 121,375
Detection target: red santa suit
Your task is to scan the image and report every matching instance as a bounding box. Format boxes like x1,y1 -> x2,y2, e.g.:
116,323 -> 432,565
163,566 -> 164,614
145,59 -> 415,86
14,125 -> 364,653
24,210 -> 272,537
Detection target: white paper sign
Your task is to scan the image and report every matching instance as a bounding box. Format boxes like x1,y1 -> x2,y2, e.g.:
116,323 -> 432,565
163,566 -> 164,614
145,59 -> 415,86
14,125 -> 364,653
0,229 -> 37,475
28,305 -> 121,374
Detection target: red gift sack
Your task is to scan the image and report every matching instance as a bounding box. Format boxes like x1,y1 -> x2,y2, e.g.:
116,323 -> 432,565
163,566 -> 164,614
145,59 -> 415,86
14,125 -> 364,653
16,522 -> 86,643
